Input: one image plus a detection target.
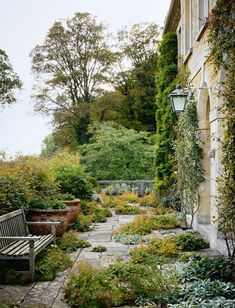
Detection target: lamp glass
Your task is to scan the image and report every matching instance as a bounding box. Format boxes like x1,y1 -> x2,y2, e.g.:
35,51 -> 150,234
171,95 -> 187,112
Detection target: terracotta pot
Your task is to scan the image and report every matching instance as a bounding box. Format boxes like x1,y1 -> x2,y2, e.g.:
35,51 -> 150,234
27,208 -> 69,237
60,199 -> 80,226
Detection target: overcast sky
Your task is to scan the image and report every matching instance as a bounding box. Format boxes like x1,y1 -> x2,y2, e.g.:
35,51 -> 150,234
0,0 -> 171,157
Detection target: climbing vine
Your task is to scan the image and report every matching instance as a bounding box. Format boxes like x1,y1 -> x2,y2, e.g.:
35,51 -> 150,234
207,0 -> 235,259
174,91 -> 204,228
155,32 -> 178,197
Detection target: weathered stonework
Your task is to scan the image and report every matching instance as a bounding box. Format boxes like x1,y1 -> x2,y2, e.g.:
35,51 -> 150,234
164,0 -> 227,254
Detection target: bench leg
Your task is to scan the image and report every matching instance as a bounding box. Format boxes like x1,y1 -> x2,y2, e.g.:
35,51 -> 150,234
29,241 -> 35,281
51,225 -> 56,245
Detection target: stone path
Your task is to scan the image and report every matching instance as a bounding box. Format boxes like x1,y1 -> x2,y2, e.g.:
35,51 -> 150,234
0,213 -> 136,307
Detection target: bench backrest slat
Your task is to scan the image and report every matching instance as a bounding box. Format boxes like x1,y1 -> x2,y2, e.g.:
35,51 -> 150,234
0,209 -> 28,250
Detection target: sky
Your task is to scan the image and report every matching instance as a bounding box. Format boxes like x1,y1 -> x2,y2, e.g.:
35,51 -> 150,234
0,0 -> 171,157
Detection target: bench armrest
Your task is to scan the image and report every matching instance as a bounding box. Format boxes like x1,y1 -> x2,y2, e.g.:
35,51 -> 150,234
0,236 -> 40,241
26,221 -> 60,226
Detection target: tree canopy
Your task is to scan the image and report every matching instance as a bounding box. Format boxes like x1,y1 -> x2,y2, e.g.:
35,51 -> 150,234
80,122 -> 155,180
32,17 -> 160,148
0,49 -> 22,106
31,12 -> 116,144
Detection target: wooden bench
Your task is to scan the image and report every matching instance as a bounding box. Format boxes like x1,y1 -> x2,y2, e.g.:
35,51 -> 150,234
0,209 -> 60,281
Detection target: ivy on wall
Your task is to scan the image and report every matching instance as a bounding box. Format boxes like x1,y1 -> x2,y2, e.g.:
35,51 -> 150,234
155,32 -> 178,196
174,91 -> 204,228
208,0 -> 235,259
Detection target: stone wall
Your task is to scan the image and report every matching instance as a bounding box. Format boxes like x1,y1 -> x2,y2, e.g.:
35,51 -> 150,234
168,0 -> 227,254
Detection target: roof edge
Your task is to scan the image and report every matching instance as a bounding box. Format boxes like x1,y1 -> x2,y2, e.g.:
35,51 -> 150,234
163,0 -> 176,34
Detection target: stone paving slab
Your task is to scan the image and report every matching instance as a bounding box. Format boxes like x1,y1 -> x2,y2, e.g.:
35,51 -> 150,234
89,231 -> 112,242
0,284 -> 34,305
78,251 -> 101,259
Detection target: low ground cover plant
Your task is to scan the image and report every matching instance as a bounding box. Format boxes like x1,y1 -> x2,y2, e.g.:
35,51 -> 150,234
167,279 -> 235,307
138,193 -> 159,207
150,205 -> 174,215
92,207 -> 112,223
100,194 -> 119,208
130,237 -> 181,264
117,214 -> 181,235
73,214 -> 93,232
80,200 -> 112,222
115,234 -> 144,245
74,201 -> 112,231
176,254 -> 235,282
65,260 -> 178,307
170,231 -> 209,251
116,192 -> 140,203
115,204 -> 141,215
35,246 -> 71,281
92,246 -> 107,252
58,230 -> 91,252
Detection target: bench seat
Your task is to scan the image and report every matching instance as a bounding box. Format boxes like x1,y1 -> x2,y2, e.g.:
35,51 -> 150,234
0,209 -> 59,280
0,234 -> 53,257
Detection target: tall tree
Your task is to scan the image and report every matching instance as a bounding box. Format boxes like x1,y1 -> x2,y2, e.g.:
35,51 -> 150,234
117,22 -> 159,66
155,32 -> 178,196
114,55 -> 158,132
31,12 -> 116,144
113,23 -> 159,132
0,49 -> 22,106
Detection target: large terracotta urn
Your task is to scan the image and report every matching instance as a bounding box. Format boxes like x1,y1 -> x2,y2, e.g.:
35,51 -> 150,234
60,199 -> 80,227
27,207 -> 69,237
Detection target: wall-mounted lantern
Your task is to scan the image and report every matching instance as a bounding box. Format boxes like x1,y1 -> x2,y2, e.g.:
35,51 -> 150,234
169,85 -> 188,113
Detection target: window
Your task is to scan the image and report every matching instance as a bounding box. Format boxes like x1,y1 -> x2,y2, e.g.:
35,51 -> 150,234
199,0 -> 209,29
184,0 -> 192,56
178,27 -> 182,55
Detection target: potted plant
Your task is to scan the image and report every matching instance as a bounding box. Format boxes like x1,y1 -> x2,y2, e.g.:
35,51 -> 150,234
27,199 -> 69,237
54,193 -> 80,226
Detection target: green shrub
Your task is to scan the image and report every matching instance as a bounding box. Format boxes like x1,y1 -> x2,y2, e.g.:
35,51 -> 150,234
176,255 -> 235,282
92,246 -> 107,252
54,193 -> 75,200
35,246 -> 71,281
29,199 -> 66,210
115,204 -> 141,215
115,234 -> 144,245
0,175 -> 30,215
80,200 -> 97,215
14,156 -> 59,199
58,230 -> 91,252
55,165 -> 93,200
170,231 -> 209,251
73,214 -> 93,232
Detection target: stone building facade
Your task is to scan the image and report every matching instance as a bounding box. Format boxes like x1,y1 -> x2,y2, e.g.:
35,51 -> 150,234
164,0 -> 227,254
